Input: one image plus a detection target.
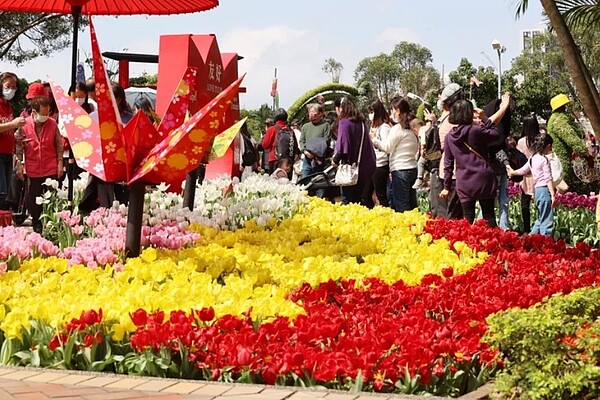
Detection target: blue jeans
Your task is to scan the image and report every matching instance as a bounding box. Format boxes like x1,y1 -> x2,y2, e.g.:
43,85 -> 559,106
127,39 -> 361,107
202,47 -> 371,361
0,153 -> 12,209
496,173 -> 509,230
391,168 -> 417,213
302,158 -> 324,198
532,186 -> 553,236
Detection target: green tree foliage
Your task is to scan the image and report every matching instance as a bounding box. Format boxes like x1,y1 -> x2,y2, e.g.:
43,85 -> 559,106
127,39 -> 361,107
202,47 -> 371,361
240,104 -> 273,140
504,31 -> 571,124
448,58 -> 498,109
570,24 -> 600,86
13,78 -> 30,117
354,53 -> 399,104
129,73 -> 158,87
555,0 -> 600,30
353,42 -> 440,105
0,13 -> 84,65
515,0 -> 600,146
322,58 -> 344,83
391,42 -> 441,100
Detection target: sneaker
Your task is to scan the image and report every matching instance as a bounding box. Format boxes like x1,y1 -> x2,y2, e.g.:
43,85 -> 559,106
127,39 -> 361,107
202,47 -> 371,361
412,178 -> 423,189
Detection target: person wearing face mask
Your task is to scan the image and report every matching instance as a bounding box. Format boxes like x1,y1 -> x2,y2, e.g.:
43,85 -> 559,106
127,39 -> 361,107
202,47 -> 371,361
371,96 -> 419,212
300,103 -> 331,197
0,72 -> 26,210
362,99 -> 391,208
75,82 -> 95,114
20,82 -> 48,118
15,95 -> 63,234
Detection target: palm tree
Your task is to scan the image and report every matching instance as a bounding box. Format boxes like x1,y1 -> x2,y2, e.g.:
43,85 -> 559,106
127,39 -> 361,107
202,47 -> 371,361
516,0 -> 600,138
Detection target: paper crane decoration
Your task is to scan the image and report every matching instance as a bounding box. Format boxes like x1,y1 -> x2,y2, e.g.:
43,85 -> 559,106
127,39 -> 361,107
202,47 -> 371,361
49,18 -> 244,191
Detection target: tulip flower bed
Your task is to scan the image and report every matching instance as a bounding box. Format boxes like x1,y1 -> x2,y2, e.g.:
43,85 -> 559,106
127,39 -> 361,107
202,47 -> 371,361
507,181 -> 600,246
0,175 -> 600,397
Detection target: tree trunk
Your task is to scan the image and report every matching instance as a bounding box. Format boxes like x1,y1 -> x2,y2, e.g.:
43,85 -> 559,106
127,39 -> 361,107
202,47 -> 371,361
540,0 -> 600,139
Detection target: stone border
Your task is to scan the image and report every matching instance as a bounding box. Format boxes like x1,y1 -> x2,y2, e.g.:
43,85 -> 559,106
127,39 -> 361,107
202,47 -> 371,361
0,365 -> 492,399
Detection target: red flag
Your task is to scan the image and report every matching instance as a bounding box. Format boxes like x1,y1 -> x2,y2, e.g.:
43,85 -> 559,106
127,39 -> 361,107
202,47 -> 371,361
270,78 -> 278,97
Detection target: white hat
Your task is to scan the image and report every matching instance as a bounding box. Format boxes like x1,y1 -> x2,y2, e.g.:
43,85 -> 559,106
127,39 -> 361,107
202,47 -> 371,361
441,83 -> 463,103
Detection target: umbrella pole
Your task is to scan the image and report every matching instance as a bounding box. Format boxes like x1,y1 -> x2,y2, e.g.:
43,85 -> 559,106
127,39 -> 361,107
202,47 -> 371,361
125,183 -> 145,258
67,6 -> 82,210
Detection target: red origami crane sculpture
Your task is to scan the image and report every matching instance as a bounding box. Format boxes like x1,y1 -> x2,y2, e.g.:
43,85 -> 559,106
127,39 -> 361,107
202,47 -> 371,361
48,18 -> 244,257
49,18 -> 244,191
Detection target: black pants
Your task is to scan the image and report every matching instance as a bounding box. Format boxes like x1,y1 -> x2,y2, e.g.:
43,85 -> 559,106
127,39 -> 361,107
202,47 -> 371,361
429,170 -> 463,220
521,192 -> 532,233
461,198 -> 497,228
361,165 -> 389,208
341,183 -> 364,205
28,175 -> 57,233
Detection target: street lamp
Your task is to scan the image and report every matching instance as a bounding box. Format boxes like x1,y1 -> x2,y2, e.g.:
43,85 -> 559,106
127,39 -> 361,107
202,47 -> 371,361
491,39 -> 506,99
407,92 -> 427,104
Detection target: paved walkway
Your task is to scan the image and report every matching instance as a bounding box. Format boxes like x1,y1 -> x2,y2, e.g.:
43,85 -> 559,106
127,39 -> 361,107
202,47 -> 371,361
0,226 -> 492,400
0,366 -> 474,400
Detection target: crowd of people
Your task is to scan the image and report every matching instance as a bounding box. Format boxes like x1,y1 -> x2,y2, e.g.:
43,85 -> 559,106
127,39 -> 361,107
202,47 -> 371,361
0,71 -> 160,233
1,67 -> 596,237
246,84 -> 597,237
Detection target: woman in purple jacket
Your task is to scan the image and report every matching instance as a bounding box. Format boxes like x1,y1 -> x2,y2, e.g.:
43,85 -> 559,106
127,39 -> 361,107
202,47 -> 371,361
333,96 -> 376,205
440,93 -> 511,227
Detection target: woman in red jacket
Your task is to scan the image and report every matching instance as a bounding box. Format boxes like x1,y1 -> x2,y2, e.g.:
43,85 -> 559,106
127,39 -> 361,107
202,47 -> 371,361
15,95 -> 63,234
0,72 -> 26,210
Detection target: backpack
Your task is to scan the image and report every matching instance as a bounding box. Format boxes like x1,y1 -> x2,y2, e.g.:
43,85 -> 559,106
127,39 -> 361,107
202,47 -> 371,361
274,126 -> 295,160
423,115 -> 448,161
507,148 -> 527,182
241,134 -> 257,167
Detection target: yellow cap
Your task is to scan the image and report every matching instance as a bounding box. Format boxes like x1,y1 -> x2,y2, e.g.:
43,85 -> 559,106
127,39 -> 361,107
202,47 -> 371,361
551,94 -> 570,112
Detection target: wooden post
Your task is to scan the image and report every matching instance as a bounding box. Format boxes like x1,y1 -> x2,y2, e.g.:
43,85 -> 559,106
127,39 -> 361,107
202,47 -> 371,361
182,164 -> 207,211
182,167 -> 198,211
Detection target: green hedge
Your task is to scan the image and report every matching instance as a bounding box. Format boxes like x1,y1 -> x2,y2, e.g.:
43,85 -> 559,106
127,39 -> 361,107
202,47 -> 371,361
484,286 -> 600,399
287,83 -> 359,123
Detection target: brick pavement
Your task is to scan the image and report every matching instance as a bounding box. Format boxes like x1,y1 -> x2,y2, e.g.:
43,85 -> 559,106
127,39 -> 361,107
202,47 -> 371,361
0,367 -> 444,400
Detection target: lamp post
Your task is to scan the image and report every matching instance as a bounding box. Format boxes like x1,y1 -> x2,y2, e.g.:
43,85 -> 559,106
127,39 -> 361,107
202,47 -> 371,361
407,92 -> 427,104
491,39 -> 506,99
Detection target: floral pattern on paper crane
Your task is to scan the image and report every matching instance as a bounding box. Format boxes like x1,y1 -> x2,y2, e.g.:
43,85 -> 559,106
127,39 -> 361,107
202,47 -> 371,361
209,117 -> 247,161
129,74 -> 245,187
50,17 -> 243,190
89,18 -> 127,182
157,69 -> 198,138
49,81 -> 106,181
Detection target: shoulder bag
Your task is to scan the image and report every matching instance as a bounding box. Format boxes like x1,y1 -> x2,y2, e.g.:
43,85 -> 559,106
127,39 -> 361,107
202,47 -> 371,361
335,123 -> 365,186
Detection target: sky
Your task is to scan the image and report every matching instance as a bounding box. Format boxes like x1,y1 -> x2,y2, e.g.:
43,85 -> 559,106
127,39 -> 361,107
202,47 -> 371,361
0,0 -> 545,110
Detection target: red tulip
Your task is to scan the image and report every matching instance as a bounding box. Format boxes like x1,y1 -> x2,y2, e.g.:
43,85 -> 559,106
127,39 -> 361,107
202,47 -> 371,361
197,307 -> 215,322
130,309 -> 148,327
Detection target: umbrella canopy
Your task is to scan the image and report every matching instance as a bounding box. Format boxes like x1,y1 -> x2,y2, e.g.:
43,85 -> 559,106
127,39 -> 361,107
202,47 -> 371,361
0,0 -> 218,15
125,87 -> 156,110
0,0 -> 219,92
0,0 -> 219,203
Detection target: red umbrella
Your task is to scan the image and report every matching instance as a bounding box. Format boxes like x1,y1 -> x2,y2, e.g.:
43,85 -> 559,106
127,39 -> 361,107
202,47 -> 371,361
0,1 -> 219,15
0,0 -> 219,203
0,0 -> 219,97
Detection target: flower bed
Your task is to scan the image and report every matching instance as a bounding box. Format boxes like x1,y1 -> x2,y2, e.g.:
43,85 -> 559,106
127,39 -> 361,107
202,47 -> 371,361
0,174 -> 600,397
507,181 -> 600,246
